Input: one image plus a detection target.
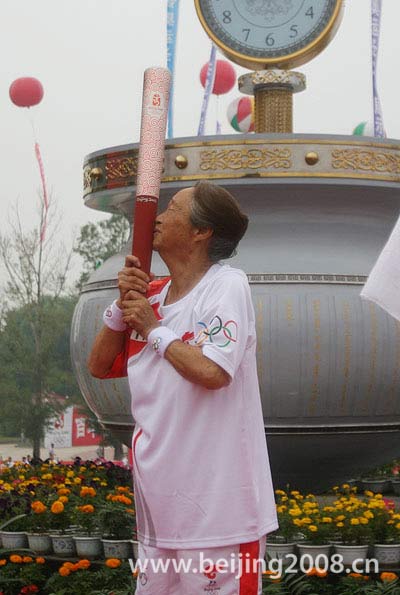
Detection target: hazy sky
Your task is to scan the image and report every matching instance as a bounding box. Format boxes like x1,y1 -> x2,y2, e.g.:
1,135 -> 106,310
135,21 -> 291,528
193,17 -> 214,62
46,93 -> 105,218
0,0 -> 399,283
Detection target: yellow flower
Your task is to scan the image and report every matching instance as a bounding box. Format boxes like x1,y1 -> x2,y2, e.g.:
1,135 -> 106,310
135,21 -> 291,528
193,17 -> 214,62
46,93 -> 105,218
275,489 -> 286,496
73,477 -> 82,485
288,508 -> 302,517
336,522 -> 344,528
364,511 -> 374,519
66,471 -> 75,478
364,490 -> 374,497
309,525 -> 318,532
322,517 -> 332,523
359,517 -> 369,525
350,518 -> 360,526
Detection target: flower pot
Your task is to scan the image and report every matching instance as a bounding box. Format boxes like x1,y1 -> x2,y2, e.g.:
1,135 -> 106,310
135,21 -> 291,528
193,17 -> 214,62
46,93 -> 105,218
0,531 -> 28,549
131,539 -> 139,561
373,544 -> 400,567
102,538 -> 131,559
297,543 -> 331,569
391,479 -> 400,496
334,544 -> 369,566
27,532 -> 53,554
361,479 -> 391,494
50,533 -> 76,557
265,542 -> 296,566
73,536 -> 103,560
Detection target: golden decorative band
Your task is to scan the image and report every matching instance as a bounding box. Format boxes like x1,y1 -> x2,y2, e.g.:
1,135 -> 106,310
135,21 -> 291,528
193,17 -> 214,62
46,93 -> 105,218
332,149 -> 400,174
199,148 -> 292,170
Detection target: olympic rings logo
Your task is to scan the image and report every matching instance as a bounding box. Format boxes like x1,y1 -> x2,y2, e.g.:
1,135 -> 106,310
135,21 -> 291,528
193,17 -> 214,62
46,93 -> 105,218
195,316 -> 238,348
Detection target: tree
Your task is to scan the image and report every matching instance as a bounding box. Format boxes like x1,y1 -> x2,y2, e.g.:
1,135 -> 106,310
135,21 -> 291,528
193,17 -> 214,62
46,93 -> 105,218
74,214 -> 130,290
0,296 -> 81,442
0,196 -> 73,458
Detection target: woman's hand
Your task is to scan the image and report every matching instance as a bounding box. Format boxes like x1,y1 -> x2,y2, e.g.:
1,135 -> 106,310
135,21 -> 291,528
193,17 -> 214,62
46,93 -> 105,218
117,255 -> 154,306
121,290 -> 160,339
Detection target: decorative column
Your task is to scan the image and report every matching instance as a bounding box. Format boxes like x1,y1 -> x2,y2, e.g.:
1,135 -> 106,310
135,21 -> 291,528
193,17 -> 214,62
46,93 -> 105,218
238,69 -> 306,133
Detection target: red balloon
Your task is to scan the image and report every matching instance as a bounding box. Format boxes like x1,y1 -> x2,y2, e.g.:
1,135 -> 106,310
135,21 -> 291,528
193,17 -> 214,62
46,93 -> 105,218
200,60 -> 236,96
9,77 -> 44,108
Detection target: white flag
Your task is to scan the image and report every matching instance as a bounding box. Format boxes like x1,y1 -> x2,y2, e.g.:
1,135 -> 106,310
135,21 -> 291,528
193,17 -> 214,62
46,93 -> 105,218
361,215 -> 400,320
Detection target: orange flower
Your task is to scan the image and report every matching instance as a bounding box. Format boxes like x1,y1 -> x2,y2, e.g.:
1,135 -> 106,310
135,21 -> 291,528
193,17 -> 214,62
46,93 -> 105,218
116,486 -> 129,493
0,559 -> 6,566
51,500 -> 65,514
10,555 -> 23,564
381,572 -> 398,582
58,566 -> 70,577
22,556 -> 33,563
62,562 -> 76,570
105,558 -> 121,568
77,559 -> 91,570
112,494 -> 132,505
57,488 -> 70,496
35,557 -> 45,564
58,496 -> 68,504
80,486 -> 96,498
31,500 -> 47,514
78,504 -> 95,514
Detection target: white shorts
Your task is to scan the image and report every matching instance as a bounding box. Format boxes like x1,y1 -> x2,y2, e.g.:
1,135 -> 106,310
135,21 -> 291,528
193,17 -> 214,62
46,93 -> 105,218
134,536 -> 266,595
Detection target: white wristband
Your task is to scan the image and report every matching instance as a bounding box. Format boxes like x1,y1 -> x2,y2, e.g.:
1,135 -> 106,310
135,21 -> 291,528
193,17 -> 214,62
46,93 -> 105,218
103,300 -> 127,332
147,326 -> 179,358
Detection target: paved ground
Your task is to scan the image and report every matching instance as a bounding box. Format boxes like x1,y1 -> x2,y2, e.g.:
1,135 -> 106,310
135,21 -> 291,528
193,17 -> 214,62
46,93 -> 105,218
0,443 -> 120,463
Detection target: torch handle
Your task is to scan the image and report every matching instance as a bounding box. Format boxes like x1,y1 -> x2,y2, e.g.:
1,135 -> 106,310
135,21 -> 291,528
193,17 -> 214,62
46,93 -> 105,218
132,67 -> 172,275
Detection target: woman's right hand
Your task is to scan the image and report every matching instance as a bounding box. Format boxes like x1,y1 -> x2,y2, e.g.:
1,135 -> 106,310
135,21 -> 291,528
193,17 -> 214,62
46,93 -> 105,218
117,255 -> 153,306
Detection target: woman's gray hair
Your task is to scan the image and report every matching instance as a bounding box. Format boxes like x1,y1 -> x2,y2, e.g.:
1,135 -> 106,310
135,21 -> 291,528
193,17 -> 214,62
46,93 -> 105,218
190,181 -> 249,262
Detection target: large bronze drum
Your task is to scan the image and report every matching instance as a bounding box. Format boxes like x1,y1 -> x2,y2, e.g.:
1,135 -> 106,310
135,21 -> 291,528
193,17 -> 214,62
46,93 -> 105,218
71,133 -> 400,490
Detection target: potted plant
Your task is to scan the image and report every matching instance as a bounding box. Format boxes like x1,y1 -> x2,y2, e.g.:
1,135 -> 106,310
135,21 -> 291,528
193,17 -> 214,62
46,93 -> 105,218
25,500 -> 53,555
97,489 -> 136,559
332,500 -> 372,565
295,505 -> 335,567
47,497 -> 76,557
369,499 -> 400,566
0,489 -> 30,550
360,464 -> 392,494
265,490 -> 298,565
72,495 -> 102,559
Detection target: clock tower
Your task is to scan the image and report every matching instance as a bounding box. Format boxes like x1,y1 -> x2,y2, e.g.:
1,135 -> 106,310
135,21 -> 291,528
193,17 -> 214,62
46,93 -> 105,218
194,0 -> 344,132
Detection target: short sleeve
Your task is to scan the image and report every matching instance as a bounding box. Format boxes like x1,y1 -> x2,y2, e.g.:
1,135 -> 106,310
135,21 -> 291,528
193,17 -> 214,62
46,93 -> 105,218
101,330 -> 130,379
195,271 -> 254,380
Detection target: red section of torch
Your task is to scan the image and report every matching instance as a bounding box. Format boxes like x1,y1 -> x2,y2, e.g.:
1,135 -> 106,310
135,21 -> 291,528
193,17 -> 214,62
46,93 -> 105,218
132,68 -> 172,274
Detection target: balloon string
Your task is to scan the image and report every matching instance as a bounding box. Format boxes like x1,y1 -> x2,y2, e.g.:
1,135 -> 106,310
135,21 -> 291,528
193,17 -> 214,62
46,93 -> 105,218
34,143 -> 49,243
198,43 -> 217,136
216,95 -> 221,135
24,109 -> 49,243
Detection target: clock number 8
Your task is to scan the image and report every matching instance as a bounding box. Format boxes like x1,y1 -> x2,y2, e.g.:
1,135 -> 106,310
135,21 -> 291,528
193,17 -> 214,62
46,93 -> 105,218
222,10 -> 232,24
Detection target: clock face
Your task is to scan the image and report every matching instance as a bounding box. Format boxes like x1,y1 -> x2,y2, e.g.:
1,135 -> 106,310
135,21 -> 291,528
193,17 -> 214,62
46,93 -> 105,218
195,0 -> 343,69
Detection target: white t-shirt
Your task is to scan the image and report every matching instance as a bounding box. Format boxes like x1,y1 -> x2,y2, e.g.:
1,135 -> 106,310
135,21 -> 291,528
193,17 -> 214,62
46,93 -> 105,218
106,263 -> 278,549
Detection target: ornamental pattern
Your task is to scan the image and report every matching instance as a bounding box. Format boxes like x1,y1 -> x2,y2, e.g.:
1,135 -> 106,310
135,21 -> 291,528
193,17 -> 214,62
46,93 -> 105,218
332,149 -> 400,174
200,148 -> 292,171
105,157 -> 138,181
245,0 -> 293,20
